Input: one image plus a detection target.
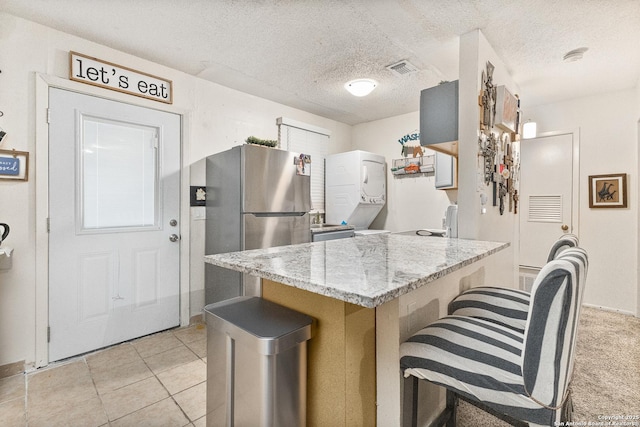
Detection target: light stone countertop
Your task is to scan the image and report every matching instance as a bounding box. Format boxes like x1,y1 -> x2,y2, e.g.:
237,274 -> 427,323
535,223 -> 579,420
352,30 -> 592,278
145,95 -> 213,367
204,234 -> 509,308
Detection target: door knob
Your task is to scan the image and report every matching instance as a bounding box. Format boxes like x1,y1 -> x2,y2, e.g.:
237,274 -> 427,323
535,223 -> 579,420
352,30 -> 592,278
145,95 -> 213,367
561,224 -> 569,231
169,234 -> 180,242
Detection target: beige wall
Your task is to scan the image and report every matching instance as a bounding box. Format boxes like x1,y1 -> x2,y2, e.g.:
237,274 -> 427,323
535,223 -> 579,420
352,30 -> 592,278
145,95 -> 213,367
527,89 -> 639,315
0,13 -> 352,367
636,77 -> 640,318
1,13 -> 638,371
354,30 -> 640,315
351,30 -> 522,307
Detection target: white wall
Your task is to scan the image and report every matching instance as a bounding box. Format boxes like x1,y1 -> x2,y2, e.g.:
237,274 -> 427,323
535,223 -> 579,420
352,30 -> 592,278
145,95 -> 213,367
527,89 -> 639,315
351,111 -> 452,232
458,30 -> 520,287
0,12 -> 352,367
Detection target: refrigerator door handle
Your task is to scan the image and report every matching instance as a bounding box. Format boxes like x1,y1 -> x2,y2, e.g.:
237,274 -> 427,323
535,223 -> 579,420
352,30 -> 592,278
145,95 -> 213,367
249,212 -> 307,217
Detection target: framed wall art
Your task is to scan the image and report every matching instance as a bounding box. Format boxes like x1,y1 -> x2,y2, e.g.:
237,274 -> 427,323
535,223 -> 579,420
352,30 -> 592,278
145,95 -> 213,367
190,186 -> 206,206
0,149 -> 29,181
495,85 -> 518,133
589,173 -> 627,208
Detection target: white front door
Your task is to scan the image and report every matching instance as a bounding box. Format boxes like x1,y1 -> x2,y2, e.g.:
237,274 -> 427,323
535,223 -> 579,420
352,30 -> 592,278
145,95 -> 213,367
519,133 -> 576,269
48,88 -> 181,362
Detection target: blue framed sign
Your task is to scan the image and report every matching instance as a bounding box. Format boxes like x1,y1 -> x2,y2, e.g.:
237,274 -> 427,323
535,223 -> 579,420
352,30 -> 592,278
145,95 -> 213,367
0,149 -> 29,181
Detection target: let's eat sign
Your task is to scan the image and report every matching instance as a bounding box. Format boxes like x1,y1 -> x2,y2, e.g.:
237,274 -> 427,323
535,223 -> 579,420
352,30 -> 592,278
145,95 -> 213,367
70,51 -> 173,104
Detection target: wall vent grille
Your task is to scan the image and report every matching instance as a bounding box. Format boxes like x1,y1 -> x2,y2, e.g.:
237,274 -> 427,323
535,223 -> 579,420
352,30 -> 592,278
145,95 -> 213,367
519,267 -> 539,292
528,194 -> 562,223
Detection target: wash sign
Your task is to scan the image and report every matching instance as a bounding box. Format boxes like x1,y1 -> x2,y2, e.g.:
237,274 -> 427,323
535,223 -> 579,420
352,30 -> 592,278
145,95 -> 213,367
70,51 -> 173,104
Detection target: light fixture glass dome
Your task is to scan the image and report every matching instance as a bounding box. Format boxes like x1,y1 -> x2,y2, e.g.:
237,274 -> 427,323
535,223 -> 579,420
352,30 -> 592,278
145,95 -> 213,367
344,79 -> 378,97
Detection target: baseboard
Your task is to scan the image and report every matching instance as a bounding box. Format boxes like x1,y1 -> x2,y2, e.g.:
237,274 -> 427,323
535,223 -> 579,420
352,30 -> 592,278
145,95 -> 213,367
189,313 -> 205,325
0,360 -> 24,379
582,303 -> 637,318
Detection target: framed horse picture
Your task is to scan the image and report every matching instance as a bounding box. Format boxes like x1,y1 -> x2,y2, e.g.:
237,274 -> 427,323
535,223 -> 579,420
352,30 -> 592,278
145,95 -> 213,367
589,173 -> 627,208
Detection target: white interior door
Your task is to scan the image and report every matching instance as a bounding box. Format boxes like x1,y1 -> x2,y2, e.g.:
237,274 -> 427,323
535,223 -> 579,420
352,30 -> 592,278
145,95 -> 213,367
48,88 -> 181,362
519,133 -> 575,268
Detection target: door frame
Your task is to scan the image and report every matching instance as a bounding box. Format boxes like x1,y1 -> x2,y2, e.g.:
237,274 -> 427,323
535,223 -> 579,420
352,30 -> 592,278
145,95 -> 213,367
32,73 -> 191,369
518,128 -> 581,265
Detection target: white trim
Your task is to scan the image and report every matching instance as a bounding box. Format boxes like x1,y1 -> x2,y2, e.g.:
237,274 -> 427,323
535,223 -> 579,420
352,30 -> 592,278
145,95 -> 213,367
33,73 -> 191,368
276,116 -> 331,136
34,75 -> 50,370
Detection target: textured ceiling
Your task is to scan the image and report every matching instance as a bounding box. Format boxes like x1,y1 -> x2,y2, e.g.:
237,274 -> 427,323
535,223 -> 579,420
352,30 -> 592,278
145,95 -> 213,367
2,0 -> 639,125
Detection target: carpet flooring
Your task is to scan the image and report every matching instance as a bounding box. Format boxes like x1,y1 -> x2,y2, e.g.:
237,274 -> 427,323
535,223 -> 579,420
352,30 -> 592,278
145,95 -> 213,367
456,306 -> 640,426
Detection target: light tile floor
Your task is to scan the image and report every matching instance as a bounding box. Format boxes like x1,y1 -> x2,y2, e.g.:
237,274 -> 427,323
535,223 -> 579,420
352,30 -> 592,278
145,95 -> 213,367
0,322 -> 208,426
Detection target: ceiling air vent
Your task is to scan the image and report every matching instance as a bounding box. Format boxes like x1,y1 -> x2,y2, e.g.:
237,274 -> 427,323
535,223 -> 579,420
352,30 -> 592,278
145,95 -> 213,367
386,60 -> 419,77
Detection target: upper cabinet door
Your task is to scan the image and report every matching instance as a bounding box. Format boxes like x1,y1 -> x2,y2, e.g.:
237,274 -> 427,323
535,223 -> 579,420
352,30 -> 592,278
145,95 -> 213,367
420,80 -> 459,156
435,152 -> 457,189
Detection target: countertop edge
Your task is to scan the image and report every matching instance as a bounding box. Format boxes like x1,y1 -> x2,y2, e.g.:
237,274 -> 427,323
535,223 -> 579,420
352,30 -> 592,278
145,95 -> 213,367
368,241 -> 510,306
205,240 -> 510,308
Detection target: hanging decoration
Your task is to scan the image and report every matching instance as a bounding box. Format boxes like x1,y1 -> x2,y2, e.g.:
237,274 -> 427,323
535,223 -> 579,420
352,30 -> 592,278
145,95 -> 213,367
478,131 -> 497,186
397,131 -> 420,157
480,61 -> 497,130
69,51 -> 173,104
477,61 -> 522,216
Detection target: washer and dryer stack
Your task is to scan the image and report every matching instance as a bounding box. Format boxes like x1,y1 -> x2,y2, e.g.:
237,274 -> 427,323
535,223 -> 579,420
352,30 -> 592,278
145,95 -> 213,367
325,150 -> 389,236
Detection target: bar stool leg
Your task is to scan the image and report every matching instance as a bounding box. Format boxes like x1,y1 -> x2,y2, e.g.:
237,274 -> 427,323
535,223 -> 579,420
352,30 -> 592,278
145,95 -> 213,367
411,376 -> 419,427
446,390 -> 457,427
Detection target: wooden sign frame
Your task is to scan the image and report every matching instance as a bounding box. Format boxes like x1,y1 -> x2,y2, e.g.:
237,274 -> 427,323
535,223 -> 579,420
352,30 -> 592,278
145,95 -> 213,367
0,149 -> 29,181
69,51 -> 173,104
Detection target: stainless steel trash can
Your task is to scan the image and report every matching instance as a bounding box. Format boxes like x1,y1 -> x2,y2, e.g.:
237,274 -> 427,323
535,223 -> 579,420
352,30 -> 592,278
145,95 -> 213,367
204,296 -> 313,427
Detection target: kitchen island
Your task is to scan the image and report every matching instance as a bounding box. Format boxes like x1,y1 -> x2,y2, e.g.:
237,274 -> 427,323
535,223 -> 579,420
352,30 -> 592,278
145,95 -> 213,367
205,233 -> 509,426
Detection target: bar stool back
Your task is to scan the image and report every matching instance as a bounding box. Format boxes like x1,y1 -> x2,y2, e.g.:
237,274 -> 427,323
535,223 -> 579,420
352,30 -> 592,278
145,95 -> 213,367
400,247 -> 588,427
447,234 -> 579,333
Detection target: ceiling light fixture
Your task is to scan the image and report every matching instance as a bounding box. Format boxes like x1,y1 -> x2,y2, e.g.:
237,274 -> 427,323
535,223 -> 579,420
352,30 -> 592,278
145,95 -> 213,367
563,47 -> 588,62
344,79 -> 378,97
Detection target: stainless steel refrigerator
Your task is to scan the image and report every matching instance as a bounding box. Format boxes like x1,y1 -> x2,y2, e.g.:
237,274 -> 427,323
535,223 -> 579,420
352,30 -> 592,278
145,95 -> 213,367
205,144 -> 311,304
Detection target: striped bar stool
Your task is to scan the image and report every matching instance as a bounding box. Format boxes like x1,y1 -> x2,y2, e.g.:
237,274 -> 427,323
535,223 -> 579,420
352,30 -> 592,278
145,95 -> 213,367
400,247 -> 588,427
447,234 -> 578,333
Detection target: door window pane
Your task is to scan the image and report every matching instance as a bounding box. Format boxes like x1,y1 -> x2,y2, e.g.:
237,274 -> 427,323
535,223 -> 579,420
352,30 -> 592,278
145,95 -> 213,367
81,116 -> 158,230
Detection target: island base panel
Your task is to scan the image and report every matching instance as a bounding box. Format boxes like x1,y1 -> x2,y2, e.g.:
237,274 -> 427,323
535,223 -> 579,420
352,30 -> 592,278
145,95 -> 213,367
262,280 -> 376,427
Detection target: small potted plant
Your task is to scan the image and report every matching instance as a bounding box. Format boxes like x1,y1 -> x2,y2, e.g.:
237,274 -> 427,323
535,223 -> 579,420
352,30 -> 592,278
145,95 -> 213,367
245,136 -> 278,148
